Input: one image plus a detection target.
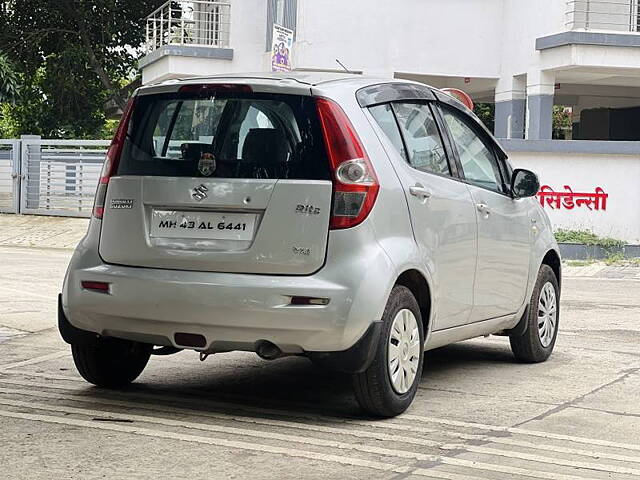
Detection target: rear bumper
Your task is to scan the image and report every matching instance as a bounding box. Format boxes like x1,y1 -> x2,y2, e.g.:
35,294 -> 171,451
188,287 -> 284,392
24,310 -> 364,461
63,264 -> 358,353
59,293 -> 383,373
61,224 -> 396,355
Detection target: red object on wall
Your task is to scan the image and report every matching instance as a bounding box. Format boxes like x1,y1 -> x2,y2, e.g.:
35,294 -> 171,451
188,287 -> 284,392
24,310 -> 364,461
537,185 -> 608,211
441,88 -> 475,111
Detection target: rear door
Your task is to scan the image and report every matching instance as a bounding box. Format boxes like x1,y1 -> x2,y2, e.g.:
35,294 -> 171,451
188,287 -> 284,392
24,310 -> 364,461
99,87 -> 333,275
368,101 -> 478,330
438,103 -> 532,321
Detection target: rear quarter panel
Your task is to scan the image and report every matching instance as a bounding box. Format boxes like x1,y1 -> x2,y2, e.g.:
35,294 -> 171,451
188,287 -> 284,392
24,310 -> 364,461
528,200 -> 561,300
312,81 -> 433,329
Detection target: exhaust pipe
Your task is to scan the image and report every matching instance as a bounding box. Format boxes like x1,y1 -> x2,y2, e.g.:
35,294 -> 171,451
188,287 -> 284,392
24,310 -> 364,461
255,340 -> 283,360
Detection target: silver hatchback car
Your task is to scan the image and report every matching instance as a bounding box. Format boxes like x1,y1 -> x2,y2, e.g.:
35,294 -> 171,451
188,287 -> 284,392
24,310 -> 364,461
59,73 -> 561,417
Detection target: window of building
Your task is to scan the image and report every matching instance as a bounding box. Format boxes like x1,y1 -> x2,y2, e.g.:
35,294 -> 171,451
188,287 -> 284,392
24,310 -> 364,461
266,0 -> 297,51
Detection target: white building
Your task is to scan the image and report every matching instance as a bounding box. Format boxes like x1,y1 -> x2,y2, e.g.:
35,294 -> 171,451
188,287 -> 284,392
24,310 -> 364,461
138,0 -> 640,243
140,0 -> 640,142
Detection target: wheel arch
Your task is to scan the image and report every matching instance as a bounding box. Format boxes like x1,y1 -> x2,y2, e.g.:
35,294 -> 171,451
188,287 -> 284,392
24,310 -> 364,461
395,269 -> 432,337
541,249 -> 562,289
508,247 -> 562,338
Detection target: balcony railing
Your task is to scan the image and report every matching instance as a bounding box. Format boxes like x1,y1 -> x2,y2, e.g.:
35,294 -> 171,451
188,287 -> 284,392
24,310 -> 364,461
145,0 -> 231,52
566,0 -> 640,32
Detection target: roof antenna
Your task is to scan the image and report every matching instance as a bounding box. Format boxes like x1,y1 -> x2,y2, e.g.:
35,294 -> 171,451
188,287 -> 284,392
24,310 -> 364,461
336,59 -> 352,73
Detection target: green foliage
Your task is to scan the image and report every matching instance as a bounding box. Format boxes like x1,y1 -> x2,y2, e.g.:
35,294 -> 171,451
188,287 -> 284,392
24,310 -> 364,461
604,253 -> 625,265
0,104 -> 18,137
552,105 -> 572,140
565,259 -> 596,267
99,119 -> 120,140
553,106 -> 572,129
0,0 -> 164,138
1,56 -> 107,138
474,103 -> 494,133
566,256 -> 640,267
554,229 -> 625,248
0,54 -> 20,103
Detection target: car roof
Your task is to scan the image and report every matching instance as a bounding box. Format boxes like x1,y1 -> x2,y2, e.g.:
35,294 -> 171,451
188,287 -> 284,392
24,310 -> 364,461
140,72 -> 506,158
163,71 -> 389,87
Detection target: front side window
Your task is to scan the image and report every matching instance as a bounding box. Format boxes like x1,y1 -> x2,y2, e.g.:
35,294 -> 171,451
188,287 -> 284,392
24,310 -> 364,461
392,102 -> 450,176
441,106 -> 505,193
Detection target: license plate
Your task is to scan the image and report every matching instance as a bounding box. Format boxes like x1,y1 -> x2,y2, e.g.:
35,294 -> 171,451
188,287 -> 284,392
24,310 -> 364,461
150,210 -> 256,241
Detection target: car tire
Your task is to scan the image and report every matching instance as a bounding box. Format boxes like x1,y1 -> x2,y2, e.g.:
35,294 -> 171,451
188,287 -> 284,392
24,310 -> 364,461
71,337 -> 152,388
510,264 -> 560,363
352,285 -> 424,417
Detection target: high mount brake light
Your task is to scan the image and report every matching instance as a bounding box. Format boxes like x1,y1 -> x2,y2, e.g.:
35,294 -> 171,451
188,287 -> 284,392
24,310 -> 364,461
178,83 -> 253,94
93,96 -> 137,219
315,98 -> 379,230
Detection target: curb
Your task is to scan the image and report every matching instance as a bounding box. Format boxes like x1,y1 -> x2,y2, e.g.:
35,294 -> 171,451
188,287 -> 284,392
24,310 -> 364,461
559,243 -> 640,260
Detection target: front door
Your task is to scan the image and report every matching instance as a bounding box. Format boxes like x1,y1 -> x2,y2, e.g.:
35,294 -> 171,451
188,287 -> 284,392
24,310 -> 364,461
439,105 -> 531,321
368,101 -> 478,330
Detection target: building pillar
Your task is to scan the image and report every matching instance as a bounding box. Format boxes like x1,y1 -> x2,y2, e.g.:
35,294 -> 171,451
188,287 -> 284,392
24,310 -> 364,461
494,76 -> 526,139
526,70 -> 556,140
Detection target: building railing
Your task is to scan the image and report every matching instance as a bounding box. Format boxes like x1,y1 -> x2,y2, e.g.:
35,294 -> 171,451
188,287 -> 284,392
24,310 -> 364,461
566,0 -> 640,32
145,0 -> 231,52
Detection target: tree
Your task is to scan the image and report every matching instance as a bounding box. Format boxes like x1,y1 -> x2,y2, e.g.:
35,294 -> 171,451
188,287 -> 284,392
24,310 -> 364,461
0,54 -> 19,103
0,0 -> 164,137
552,105 -> 572,140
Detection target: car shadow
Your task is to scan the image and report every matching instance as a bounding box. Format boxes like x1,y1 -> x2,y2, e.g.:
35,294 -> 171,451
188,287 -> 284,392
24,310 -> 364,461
424,339 -> 517,375
76,339 -> 516,419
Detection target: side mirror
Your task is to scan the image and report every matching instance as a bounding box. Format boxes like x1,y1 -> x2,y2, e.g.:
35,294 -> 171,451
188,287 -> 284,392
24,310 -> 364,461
511,168 -> 540,198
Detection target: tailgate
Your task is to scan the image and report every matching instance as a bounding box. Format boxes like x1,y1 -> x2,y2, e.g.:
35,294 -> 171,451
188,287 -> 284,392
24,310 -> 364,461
99,176 -> 332,274
97,85 -> 333,275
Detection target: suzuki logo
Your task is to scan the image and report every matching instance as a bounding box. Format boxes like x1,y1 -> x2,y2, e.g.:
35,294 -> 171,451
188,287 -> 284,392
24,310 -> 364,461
191,184 -> 209,201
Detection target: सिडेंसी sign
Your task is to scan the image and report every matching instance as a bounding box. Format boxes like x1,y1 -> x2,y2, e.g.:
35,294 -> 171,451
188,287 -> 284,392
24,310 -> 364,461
537,185 -> 608,211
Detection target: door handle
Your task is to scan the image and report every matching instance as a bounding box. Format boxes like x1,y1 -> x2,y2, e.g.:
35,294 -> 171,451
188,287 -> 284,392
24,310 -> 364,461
476,203 -> 491,214
409,185 -> 432,199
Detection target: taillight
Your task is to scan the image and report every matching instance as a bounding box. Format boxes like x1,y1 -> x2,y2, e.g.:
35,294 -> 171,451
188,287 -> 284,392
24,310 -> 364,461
93,96 -> 137,219
315,98 -> 379,229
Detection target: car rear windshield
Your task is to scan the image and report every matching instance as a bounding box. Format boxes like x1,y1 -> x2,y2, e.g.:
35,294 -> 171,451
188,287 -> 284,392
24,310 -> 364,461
117,91 -> 330,180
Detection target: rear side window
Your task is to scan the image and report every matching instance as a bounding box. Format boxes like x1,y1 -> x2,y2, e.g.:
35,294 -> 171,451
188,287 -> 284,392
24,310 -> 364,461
369,102 -> 450,176
369,104 -> 407,161
118,91 -> 329,180
392,103 -> 449,176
